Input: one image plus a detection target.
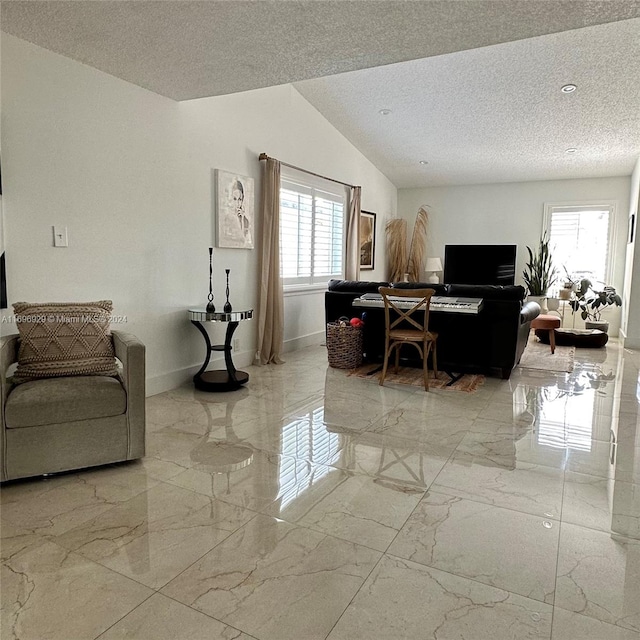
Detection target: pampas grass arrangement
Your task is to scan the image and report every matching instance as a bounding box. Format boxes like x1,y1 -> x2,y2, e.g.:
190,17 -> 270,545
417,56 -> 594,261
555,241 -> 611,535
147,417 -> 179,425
385,218 -> 407,283
385,206 -> 430,282
406,206 -> 429,282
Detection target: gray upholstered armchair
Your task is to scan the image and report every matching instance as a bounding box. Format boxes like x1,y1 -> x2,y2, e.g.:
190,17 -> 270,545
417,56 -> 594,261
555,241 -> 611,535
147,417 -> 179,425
0,330 -> 145,482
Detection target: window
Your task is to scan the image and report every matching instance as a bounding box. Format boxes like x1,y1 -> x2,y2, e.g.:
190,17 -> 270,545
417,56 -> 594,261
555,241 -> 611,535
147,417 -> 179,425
544,203 -> 615,286
280,172 -> 346,288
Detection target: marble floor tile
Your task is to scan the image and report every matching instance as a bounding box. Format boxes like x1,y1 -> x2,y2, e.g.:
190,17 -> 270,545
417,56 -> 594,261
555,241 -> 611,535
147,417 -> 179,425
146,391 -> 228,433
2,339 -> 638,640
246,368 -> 325,409
327,554 -> 553,640
554,522 -> 640,632
369,406 -> 472,450
617,411 -> 640,443
584,410 -> 624,444
147,420 -> 275,470
133,456 -> 190,482
167,448 -> 320,513
321,390 -> 394,433
619,396 -> 640,416
97,593 -> 254,640
156,388 -> 286,438
564,439 -> 616,478
1,540 -> 152,640
162,514 -> 381,640
328,369 -> 419,407
326,431 -> 452,489
0,473 -> 68,506
0,463 -> 158,537
72,463 -> 161,500
0,524 -> 48,563
394,389 -> 490,420
239,400 -> 353,463
388,491 -> 559,603
263,467 -> 425,551
611,481 -> 640,540
469,416 -> 537,435
551,607 -> 640,640
477,398 -> 540,428
209,411 -> 292,446
453,429 -> 568,470
562,471 -> 613,533
615,445 -> 640,485
432,452 -> 565,518
54,482 -> 255,589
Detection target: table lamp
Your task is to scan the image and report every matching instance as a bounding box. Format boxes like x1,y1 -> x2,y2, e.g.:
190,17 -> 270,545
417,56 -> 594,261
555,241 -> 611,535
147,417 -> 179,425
425,257 -> 443,284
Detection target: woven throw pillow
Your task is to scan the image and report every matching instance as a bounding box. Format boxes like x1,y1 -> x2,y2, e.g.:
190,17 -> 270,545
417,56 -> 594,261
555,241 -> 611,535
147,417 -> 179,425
12,300 -> 118,383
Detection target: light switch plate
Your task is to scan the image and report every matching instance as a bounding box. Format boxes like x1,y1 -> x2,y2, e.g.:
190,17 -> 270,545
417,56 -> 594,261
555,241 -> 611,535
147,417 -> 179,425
53,226 -> 68,247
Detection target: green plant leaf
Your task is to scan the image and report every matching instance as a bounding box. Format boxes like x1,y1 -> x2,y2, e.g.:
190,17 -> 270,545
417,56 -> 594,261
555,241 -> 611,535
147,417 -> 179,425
522,233 -> 557,295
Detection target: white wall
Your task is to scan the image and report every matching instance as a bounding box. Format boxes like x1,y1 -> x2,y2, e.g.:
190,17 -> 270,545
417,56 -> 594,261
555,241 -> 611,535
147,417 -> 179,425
1,34 -> 397,394
622,155 -> 640,347
178,89 -> 396,355
398,177 -> 631,335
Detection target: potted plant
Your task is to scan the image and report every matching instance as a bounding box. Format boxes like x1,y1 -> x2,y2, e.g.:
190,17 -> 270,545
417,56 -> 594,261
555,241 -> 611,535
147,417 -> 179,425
523,233 -> 557,311
569,279 -> 622,333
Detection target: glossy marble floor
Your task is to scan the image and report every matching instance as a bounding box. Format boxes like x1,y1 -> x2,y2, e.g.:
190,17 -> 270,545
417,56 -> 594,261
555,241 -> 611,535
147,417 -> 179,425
2,339 -> 639,640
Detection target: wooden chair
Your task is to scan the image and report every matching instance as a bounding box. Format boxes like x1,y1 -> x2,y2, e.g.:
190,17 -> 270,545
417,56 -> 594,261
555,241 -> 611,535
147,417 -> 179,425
378,287 -> 438,391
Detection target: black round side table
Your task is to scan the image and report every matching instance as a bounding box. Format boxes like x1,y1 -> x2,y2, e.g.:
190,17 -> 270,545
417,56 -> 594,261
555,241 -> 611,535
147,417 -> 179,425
188,309 -> 253,391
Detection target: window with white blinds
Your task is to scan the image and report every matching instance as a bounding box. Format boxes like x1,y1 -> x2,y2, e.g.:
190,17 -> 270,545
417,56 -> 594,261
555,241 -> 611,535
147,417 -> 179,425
280,174 -> 345,287
545,204 -> 614,286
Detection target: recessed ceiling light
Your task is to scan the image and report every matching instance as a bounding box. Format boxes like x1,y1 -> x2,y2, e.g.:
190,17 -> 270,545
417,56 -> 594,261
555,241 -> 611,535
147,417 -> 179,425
419,160 -> 429,165
378,108 -> 392,115
565,148 -> 577,154
561,84 -> 577,93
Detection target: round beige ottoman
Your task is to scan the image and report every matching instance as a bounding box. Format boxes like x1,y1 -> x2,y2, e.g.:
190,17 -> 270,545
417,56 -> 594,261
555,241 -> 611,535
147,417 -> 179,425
530,314 -> 561,354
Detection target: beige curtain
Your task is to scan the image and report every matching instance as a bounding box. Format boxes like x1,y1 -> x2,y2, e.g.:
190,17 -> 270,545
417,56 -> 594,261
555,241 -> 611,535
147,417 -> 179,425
345,186 -> 361,280
256,159 -> 284,364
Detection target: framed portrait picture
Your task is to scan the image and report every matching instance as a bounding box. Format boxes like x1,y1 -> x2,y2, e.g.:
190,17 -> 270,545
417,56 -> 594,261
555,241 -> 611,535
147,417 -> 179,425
216,169 -> 255,249
359,210 -> 376,270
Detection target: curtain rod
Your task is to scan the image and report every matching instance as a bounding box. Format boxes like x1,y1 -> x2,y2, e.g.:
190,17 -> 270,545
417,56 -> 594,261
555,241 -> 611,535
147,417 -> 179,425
259,153 -> 359,189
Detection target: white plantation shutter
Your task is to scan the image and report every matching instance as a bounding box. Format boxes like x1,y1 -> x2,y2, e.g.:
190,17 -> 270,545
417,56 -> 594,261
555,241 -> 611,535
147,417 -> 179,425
546,204 -> 613,286
280,175 -> 345,287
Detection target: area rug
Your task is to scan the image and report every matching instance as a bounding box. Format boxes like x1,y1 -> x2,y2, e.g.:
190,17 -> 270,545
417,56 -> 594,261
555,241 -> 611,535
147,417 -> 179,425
518,336 -> 575,373
347,364 -> 485,393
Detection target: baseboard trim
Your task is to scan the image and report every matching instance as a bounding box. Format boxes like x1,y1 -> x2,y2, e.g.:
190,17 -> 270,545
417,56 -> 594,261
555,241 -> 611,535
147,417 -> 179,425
146,349 -> 256,397
148,336 -> 323,396
282,331 -> 324,353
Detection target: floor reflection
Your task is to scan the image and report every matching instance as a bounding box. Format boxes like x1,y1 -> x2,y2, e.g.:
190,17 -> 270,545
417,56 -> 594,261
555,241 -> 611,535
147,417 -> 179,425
2,341 -> 639,640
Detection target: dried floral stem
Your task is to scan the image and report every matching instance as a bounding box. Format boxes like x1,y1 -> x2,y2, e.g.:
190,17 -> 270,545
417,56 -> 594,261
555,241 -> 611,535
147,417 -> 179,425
406,206 -> 429,282
385,218 -> 407,282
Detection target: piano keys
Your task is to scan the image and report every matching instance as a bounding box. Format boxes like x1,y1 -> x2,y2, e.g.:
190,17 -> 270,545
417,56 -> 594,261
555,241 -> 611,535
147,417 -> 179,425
352,293 -> 483,315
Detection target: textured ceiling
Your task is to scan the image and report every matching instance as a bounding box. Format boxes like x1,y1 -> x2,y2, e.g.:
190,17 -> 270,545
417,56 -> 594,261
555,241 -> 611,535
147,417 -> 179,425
1,1 -> 639,187
295,18 -> 640,187
2,1 -> 640,100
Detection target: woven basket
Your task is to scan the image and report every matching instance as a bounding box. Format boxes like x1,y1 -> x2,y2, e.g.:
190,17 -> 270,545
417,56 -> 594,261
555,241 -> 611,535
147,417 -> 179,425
327,321 -> 363,369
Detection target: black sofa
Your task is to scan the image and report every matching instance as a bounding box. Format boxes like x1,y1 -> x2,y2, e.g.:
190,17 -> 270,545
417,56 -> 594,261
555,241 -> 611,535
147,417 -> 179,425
325,279 -> 540,379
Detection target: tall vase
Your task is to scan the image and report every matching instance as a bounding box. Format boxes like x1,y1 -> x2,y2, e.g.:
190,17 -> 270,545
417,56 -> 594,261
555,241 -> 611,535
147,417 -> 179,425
206,247 -> 215,313
223,269 -> 232,313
